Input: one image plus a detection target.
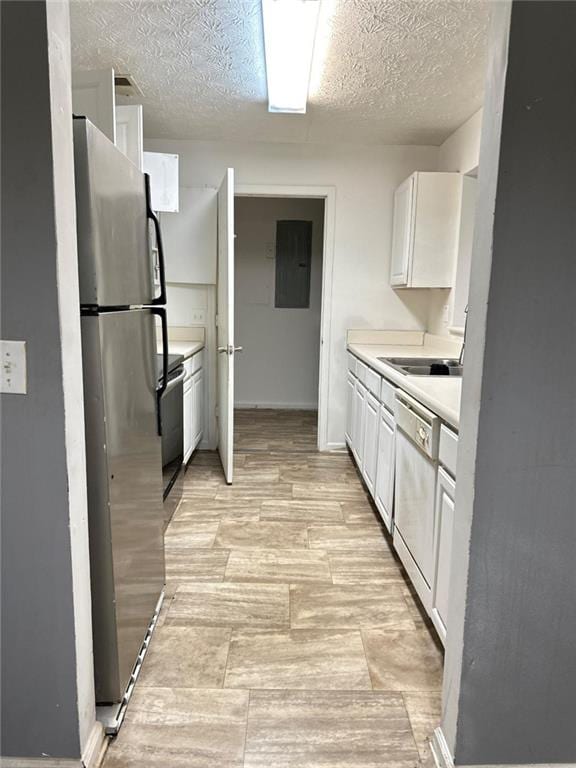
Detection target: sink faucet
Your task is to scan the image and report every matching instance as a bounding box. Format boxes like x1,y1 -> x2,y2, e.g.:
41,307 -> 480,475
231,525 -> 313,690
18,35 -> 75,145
459,305 -> 469,366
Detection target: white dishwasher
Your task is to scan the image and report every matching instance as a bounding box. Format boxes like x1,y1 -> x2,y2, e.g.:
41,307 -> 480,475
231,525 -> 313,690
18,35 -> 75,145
392,391 -> 440,612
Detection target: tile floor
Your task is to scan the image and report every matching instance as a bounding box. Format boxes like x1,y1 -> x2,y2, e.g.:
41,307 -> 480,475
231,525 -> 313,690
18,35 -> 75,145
104,409 -> 443,768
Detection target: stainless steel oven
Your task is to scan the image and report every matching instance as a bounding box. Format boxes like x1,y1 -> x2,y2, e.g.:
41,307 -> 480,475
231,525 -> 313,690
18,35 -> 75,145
158,354 -> 184,526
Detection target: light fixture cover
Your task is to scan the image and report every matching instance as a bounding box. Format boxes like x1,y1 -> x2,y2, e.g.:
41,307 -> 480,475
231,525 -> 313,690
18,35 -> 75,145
262,0 -> 321,114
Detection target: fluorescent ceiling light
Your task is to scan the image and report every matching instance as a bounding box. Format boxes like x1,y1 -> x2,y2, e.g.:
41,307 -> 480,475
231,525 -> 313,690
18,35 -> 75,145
262,0 -> 321,114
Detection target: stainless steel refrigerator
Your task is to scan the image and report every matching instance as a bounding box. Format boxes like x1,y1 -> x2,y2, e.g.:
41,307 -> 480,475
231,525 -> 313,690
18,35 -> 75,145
73,117 -> 168,710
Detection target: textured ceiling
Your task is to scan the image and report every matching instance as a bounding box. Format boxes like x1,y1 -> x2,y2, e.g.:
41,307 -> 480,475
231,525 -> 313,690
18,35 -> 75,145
70,0 -> 490,145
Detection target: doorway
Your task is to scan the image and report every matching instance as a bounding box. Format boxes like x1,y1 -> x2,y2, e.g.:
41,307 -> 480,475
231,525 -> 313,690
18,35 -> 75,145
233,195 -> 325,430
232,186 -> 335,452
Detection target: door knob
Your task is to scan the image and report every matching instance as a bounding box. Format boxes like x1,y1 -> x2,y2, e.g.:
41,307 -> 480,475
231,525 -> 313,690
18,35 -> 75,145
218,345 -> 244,354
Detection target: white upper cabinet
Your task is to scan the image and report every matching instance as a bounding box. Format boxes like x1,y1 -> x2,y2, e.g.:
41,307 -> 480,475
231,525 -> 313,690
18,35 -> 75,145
162,187 -> 217,284
115,105 -> 143,170
143,152 -> 179,213
451,175 -> 478,330
390,172 -> 464,289
72,68 -> 116,143
390,175 -> 415,285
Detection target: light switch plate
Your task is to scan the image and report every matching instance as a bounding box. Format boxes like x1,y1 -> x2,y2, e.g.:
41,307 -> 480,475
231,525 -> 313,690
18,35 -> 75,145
1,340 -> 27,394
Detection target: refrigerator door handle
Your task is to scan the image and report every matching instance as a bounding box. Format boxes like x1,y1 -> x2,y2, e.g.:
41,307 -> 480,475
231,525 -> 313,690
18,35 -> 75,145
145,173 -> 167,306
151,307 -> 168,436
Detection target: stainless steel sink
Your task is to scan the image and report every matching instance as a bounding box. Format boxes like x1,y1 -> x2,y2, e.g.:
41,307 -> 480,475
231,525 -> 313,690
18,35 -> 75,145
377,357 -> 463,377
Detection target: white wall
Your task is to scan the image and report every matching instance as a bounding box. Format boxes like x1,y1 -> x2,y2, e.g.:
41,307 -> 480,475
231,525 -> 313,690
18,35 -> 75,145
145,138 -> 438,446
438,108 -> 483,175
234,196 -> 324,409
427,109 -> 483,336
165,282 -> 210,326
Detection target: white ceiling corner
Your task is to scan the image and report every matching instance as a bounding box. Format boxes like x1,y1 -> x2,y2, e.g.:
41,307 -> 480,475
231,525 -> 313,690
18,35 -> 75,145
70,0 -> 490,145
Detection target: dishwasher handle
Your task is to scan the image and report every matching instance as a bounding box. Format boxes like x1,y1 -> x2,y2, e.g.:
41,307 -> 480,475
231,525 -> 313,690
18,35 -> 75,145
394,392 -> 440,460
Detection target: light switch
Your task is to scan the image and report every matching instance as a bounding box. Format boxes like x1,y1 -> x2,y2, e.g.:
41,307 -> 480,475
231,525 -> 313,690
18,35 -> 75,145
1,340 -> 27,394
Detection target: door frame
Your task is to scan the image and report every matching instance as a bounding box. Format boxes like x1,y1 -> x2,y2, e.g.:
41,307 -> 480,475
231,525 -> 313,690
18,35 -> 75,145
234,183 -> 336,452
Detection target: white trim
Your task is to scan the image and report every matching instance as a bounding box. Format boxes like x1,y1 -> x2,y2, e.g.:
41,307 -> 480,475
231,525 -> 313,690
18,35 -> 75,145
234,402 -> 318,411
431,727 -> 454,768
0,760 -> 82,767
325,441 -> 347,452
234,183 -> 336,452
81,722 -> 107,768
0,724 -> 108,768
430,729 -> 576,768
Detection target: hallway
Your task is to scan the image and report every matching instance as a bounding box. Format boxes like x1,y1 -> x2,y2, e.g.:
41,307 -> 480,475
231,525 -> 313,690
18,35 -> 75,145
104,410 -> 443,768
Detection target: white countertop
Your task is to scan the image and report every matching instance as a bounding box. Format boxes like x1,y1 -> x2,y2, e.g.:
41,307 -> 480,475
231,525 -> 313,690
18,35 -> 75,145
157,340 -> 204,360
348,341 -> 462,430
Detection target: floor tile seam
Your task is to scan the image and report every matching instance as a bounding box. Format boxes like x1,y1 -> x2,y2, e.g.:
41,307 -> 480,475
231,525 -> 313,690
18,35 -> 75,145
221,623 -> 238,690
400,690 -> 429,758
241,689 -> 251,766
358,626 -> 377,692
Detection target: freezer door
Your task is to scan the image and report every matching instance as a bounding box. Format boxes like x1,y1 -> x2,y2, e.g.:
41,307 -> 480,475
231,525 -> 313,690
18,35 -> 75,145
82,309 -> 165,704
74,117 -> 155,307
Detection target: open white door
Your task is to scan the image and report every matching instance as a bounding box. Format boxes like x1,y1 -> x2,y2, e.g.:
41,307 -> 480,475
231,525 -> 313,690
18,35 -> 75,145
72,68 -> 116,143
115,105 -> 144,170
217,168 -> 235,484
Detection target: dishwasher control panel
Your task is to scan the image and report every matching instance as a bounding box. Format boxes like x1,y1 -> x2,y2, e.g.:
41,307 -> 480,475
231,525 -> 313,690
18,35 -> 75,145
394,391 -> 440,460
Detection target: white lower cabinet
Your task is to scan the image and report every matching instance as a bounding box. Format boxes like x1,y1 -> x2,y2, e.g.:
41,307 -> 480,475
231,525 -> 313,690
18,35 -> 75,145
183,352 -> 205,465
192,369 -> 204,448
374,406 -> 395,532
345,370 -> 355,446
183,377 -> 193,463
352,379 -> 367,466
431,466 -> 456,643
362,392 -> 380,495
345,349 -> 459,647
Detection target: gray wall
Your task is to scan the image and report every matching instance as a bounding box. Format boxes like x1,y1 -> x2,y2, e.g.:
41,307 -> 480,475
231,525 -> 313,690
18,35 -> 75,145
442,1 -> 576,763
1,0 -> 93,758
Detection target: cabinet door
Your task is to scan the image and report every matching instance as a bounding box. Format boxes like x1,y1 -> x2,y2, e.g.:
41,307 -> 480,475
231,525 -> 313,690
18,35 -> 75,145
345,371 -> 356,447
162,187 -> 217,284
183,379 -> 193,463
432,466 -> 456,644
192,370 -> 205,449
143,152 -> 179,213
390,175 -> 414,286
375,406 -> 395,532
352,381 -> 367,467
362,392 -> 380,495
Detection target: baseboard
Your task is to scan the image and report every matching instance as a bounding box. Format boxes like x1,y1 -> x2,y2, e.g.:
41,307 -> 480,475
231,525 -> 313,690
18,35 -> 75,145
0,722 -> 109,768
324,441 -> 347,451
429,729 -> 576,768
0,759 -> 82,767
431,728 -> 454,768
82,721 -> 108,768
234,402 -> 318,411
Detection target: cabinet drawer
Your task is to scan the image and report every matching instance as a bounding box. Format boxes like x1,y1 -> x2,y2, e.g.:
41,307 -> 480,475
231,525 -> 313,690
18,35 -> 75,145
184,349 -> 204,378
380,377 -> 396,412
191,349 -> 204,374
439,424 -> 458,477
347,352 -> 357,377
356,360 -> 368,385
365,366 -> 381,399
